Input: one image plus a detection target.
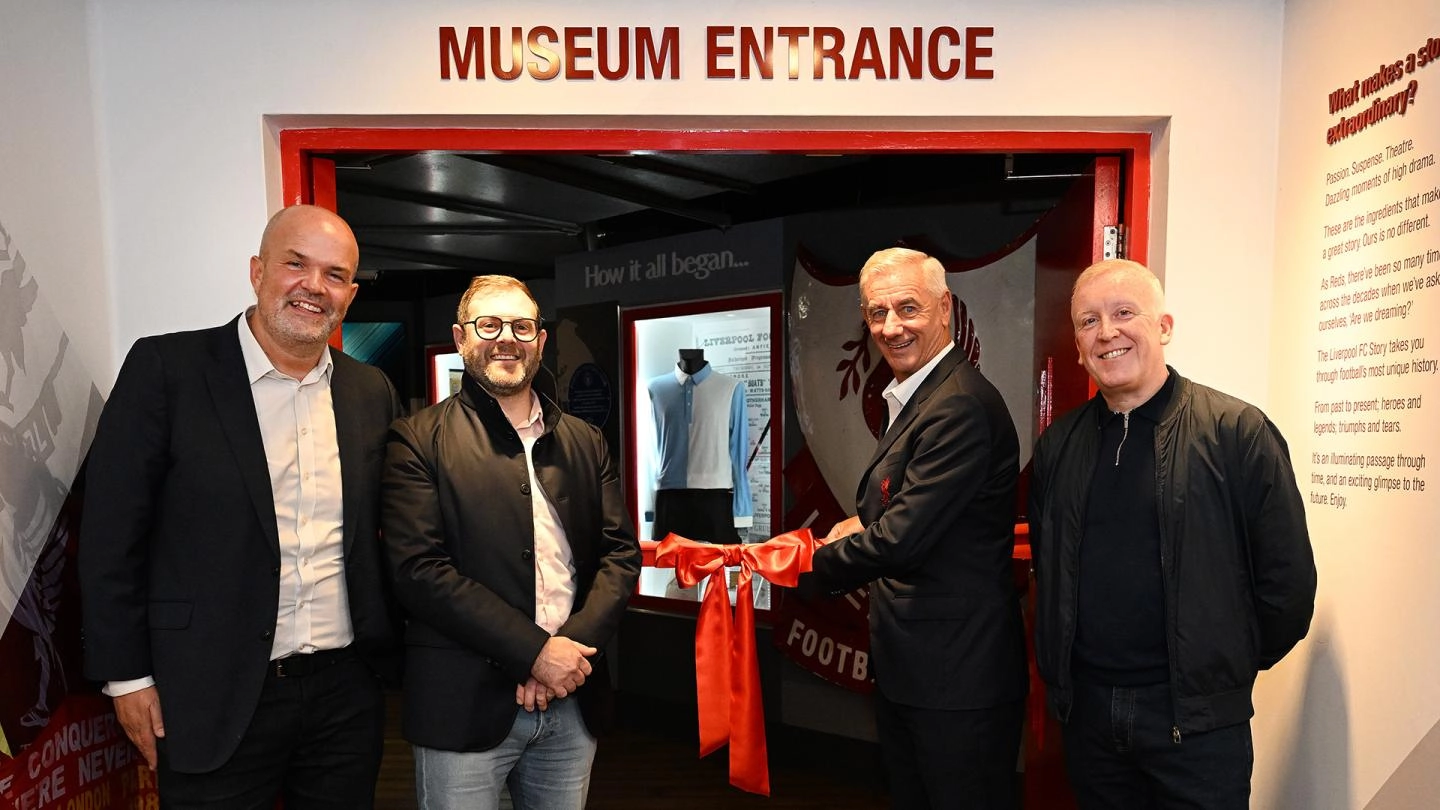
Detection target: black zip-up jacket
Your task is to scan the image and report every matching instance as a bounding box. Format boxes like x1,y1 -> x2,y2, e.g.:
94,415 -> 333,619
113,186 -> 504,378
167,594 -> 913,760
1028,369 -> 1316,736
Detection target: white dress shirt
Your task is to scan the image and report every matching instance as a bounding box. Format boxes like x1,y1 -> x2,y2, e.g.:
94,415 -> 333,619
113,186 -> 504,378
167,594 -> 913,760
882,341 -> 956,432
237,312 -> 353,660
106,313 -> 352,697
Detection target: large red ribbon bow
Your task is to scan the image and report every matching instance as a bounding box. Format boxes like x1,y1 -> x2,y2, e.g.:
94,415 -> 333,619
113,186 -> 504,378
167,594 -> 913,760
652,529 -> 817,796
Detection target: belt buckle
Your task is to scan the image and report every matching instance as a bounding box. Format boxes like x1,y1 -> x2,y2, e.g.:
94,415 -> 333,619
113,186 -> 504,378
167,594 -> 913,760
274,659 -> 288,678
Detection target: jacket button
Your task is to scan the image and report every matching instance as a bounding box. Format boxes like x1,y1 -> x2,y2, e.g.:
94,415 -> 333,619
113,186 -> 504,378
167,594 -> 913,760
271,566 -> 280,576
521,549 -> 534,561
520,483 -> 531,495
261,630 -> 273,641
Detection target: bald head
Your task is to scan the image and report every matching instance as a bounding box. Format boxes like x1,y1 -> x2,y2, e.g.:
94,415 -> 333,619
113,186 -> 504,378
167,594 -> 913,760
258,205 -> 359,269
246,205 -> 361,377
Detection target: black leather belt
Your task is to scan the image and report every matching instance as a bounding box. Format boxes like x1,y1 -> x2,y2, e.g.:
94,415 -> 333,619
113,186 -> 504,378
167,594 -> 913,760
269,647 -> 355,679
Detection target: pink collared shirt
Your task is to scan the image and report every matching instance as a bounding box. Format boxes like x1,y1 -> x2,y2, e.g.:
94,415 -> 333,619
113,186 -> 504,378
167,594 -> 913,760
511,393 -> 577,634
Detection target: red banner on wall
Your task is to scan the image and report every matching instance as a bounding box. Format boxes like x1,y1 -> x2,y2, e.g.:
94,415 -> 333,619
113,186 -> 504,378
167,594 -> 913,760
770,445 -> 875,692
772,584 -> 873,692
0,693 -> 156,810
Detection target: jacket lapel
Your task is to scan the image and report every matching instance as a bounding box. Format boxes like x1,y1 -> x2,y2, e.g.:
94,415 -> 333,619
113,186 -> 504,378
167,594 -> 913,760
205,318 -> 281,560
330,354 -> 361,556
868,347 -> 963,460
856,345 -> 964,500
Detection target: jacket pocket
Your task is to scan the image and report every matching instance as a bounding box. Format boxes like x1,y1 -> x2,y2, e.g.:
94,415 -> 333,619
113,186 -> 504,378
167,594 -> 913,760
889,594 -> 972,621
147,601 -> 193,629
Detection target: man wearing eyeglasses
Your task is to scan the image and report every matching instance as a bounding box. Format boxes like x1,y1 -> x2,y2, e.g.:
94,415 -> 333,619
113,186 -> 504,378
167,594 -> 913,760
381,275 -> 641,810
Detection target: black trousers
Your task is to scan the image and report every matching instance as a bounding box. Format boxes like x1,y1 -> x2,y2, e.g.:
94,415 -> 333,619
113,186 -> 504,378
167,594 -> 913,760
156,651 -> 385,810
873,691 -> 1024,810
1060,680 -> 1252,810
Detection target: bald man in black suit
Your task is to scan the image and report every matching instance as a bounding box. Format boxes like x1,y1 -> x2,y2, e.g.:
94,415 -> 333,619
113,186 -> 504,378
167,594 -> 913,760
80,205 -> 401,809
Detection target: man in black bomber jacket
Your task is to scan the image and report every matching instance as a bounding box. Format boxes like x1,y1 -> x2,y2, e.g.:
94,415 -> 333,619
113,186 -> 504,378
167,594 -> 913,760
1028,259 -> 1316,810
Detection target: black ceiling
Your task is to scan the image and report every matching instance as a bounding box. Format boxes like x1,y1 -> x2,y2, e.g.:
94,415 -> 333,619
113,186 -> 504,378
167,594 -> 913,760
329,150 -> 1097,301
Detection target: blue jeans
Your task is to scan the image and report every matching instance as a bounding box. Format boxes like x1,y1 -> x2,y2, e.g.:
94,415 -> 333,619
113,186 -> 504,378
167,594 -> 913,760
414,697 -> 596,810
1060,680 -> 1252,810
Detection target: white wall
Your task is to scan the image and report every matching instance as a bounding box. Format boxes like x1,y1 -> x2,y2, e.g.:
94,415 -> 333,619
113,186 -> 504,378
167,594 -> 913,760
0,0 -> 109,671
1270,0 -> 1440,807
0,0 -> 111,386
88,0 -> 1285,408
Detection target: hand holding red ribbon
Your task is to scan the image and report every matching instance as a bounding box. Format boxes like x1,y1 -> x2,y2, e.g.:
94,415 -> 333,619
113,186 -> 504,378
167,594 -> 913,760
652,529 -> 818,796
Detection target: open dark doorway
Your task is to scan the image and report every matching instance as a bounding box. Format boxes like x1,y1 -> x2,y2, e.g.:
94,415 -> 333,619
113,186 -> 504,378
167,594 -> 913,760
278,125 -> 1147,809
279,126 -> 1149,409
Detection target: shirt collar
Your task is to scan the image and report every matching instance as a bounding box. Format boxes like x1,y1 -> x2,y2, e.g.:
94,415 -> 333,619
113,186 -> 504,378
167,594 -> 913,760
673,363 -> 713,385
513,391 -> 545,432
237,308 -> 332,384
881,340 -> 954,410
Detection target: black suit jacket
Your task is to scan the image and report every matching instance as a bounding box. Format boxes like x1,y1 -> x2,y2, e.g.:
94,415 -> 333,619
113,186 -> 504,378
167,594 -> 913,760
810,346 -> 1028,710
79,317 -> 401,773
381,373 -> 641,752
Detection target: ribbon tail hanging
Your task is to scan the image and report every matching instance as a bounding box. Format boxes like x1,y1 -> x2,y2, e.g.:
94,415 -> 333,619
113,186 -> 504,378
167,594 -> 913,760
727,563 -> 771,795
695,566 -> 734,757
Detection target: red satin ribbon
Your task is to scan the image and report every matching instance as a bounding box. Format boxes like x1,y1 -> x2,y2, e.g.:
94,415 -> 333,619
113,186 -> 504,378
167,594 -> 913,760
652,529 -> 817,796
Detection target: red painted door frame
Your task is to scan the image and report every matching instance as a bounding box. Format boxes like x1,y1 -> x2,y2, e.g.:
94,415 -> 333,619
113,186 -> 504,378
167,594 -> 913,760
280,127 -> 1150,265
286,126 -> 1149,359
284,126 -> 1146,807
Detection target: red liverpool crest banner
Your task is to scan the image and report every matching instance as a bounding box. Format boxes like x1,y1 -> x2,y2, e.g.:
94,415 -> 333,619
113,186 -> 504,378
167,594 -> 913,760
0,220 -> 152,809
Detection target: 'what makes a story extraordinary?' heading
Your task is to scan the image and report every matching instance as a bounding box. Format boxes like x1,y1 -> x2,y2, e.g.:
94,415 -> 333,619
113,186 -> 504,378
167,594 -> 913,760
1325,36 -> 1439,145
439,25 -> 996,82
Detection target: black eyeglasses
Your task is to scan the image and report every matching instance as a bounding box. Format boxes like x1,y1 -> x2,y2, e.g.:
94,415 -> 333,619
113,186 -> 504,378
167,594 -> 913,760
461,316 -> 542,342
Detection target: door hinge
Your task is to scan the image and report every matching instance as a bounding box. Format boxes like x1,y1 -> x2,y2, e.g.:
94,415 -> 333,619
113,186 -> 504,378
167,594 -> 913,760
1102,225 -> 1126,260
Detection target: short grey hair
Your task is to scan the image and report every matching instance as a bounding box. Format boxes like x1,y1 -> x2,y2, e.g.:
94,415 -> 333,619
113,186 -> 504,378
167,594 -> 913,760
1072,259 -> 1165,309
858,247 -> 947,305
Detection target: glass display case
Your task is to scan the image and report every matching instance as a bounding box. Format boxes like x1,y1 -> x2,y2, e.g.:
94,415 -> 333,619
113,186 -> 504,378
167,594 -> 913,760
622,293 -> 781,611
